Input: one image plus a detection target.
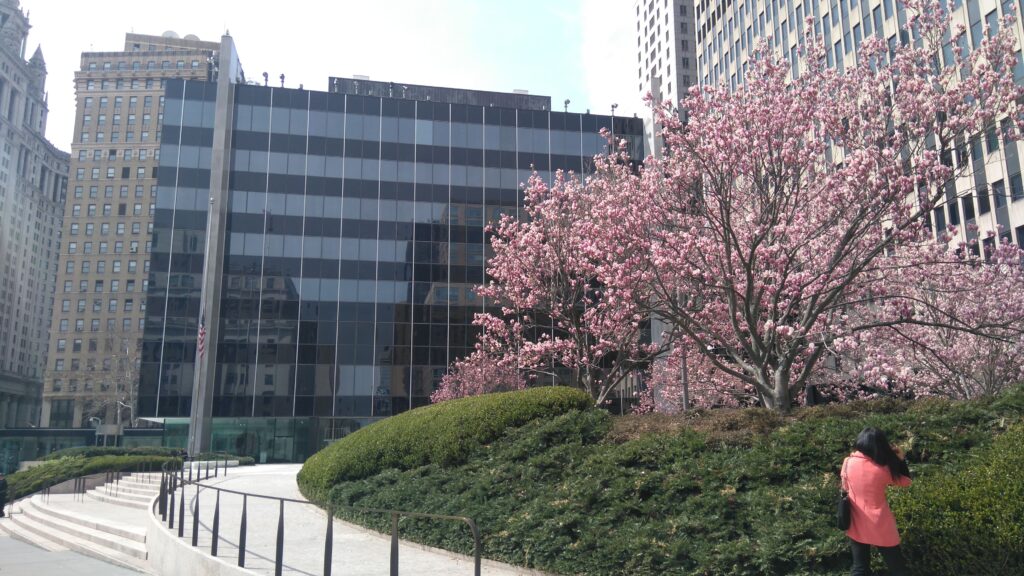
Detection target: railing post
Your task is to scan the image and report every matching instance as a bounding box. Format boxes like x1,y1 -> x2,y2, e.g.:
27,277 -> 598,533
168,483 -> 176,529
467,519 -> 482,576
188,459 -> 193,483
238,494 -> 247,568
274,500 -> 285,576
191,485 -> 200,546
177,483 -> 186,538
390,512 -> 399,576
214,458 -> 219,478
223,458 -> 228,477
205,459 -> 210,480
159,474 -> 167,520
324,505 -> 333,576
211,490 -> 220,556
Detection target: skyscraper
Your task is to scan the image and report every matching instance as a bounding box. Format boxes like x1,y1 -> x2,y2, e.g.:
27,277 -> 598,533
140,72 -> 644,460
694,0 -> 1024,250
41,32 -> 229,431
0,0 -> 68,429
635,0 -> 699,155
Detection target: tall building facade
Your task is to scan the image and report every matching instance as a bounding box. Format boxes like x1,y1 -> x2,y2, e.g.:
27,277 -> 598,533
695,0 -> 1024,249
635,0 -> 699,155
41,32 -> 227,429
0,0 -> 69,429
139,73 -> 644,460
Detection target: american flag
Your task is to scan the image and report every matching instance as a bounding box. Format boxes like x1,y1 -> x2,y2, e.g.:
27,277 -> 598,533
197,313 -> 206,360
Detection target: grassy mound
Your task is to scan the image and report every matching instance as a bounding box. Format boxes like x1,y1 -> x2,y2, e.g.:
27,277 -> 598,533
311,386 -> 1023,576
6,454 -> 182,500
298,386 -> 592,501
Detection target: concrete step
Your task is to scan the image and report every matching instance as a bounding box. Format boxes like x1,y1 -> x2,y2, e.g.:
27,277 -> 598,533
10,503 -> 151,573
29,495 -> 147,543
122,473 -> 163,485
0,512 -> 69,552
21,498 -> 148,559
96,482 -> 160,497
86,489 -> 151,510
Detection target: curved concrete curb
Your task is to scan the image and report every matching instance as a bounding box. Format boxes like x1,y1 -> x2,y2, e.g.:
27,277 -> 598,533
147,495 -> 256,576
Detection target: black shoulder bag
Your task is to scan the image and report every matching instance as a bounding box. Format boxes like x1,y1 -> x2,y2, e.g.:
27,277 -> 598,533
837,459 -> 851,530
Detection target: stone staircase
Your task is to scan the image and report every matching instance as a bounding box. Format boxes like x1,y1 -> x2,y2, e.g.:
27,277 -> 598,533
0,472 -> 158,573
85,472 -> 161,509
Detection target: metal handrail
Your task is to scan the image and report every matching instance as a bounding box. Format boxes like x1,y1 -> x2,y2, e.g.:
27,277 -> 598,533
156,460 -> 482,576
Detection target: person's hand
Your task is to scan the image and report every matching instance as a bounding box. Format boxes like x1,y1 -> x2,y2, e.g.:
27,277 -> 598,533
892,445 -> 905,460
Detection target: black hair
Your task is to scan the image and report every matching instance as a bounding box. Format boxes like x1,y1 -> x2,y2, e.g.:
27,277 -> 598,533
854,427 -> 903,481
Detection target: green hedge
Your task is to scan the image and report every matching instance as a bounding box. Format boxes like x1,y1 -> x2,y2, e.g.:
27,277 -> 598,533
41,446 -> 254,466
892,423 -> 1024,575
298,386 -> 592,501
41,446 -> 184,460
313,385 -> 1023,575
6,454 -> 182,500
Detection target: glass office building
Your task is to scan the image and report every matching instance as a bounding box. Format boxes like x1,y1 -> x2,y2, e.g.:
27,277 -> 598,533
139,71 -> 644,460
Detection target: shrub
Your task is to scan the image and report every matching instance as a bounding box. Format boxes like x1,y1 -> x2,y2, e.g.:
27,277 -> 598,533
298,386 -> 592,501
312,386 -> 1023,575
6,454 -> 182,500
892,423 -> 1024,576
41,445 -> 184,460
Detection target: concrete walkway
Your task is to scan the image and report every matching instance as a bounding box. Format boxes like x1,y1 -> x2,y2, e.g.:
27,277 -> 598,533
0,534 -> 141,575
177,464 -> 536,576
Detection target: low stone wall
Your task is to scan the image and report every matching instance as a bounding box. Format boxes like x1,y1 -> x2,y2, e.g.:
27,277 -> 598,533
147,496 -> 255,576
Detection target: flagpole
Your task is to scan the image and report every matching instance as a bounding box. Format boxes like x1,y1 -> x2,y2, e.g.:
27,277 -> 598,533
187,196 -> 216,457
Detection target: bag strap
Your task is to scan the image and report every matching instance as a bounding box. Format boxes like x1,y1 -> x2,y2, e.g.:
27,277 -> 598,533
840,457 -> 850,494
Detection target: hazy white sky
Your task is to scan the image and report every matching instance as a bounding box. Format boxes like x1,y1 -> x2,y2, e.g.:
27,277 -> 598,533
20,0 -> 645,150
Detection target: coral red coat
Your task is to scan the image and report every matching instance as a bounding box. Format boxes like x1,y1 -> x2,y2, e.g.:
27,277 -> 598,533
841,451 -> 911,547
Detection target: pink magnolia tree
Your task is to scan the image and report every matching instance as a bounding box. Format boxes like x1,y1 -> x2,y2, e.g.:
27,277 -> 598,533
819,240 -> 1024,400
434,161 -> 667,405
626,0 -> 1024,412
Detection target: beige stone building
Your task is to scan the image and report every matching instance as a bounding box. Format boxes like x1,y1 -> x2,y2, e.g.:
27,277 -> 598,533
0,0 -> 69,429
41,32 -> 221,429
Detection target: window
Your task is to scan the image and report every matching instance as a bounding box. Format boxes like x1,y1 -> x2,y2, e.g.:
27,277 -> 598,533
81,261 -> 90,274
77,299 -> 86,313
115,241 -> 123,254
101,223 -> 109,235
128,260 -> 137,273
993,180 -> 1006,208
123,318 -> 132,332
79,280 -> 87,292
70,223 -> 79,235
59,319 -> 68,332
93,299 -> 102,312
978,187 -> 991,214
88,204 -> 97,216
75,319 -> 84,332
97,261 -> 106,273
57,339 -> 67,352
124,299 -> 134,312
106,167 -> 115,179
133,203 -> 142,216
116,222 -> 125,235
108,299 -> 117,312
55,359 -> 65,371
85,223 -> 94,236
103,204 -> 112,216
61,300 -> 71,312
131,222 -> 141,234
68,242 -> 77,254
91,319 -> 100,332
94,280 -> 104,292
65,260 -> 74,274
72,205 -> 81,217
1011,174 -> 1024,201
112,260 -> 121,273
126,279 -> 135,292
111,280 -> 120,293
63,281 -> 72,293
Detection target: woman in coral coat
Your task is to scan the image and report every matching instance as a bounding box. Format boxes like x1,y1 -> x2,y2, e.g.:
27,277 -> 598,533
841,427 -> 912,576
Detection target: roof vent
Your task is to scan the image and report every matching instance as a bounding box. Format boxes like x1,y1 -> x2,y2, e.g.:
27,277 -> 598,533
512,89 -> 529,95
353,74 -> 370,81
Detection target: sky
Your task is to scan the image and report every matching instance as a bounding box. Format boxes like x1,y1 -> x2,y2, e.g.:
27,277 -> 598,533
20,0 -> 646,151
